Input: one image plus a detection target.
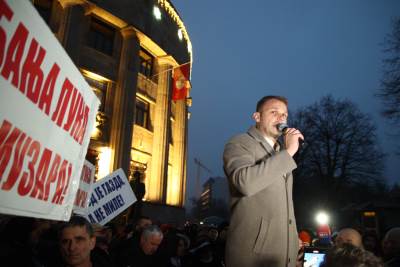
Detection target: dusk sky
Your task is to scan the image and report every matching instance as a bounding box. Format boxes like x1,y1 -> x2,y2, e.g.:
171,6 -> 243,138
172,0 -> 400,202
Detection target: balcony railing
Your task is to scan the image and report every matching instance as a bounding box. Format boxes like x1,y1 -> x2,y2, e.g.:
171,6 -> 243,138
137,73 -> 157,101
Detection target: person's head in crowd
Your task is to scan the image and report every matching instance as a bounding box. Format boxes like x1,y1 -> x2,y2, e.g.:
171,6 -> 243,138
140,225 -> 163,255
299,230 -> 312,247
30,219 -> 52,246
135,216 -> 152,232
320,243 -> 383,267
160,223 -> 172,234
92,224 -> 111,252
335,228 -> 363,248
176,233 -> 190,257
382,227 -> 400,260
108,220 -> 126,240
207,227 -> 219,242
190,239 -> 217,264
59,215 -> 96,267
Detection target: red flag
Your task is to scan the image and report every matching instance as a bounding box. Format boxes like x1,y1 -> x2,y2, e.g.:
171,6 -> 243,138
172,63 -> 190,101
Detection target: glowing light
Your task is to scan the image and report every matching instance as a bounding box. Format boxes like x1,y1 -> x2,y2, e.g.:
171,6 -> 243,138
177,29 -> 183,40
363,211 -> 376,217
98,147 -> 112,179
90,122 -> 99,138
153,6 -> 162,20
315,211 -> 329,225
157,0 -> 193,64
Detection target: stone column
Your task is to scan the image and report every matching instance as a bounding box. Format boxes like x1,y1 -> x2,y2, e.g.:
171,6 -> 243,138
109,27 -> 139,175
148,59 -> 173,203
173,99 -> 188,206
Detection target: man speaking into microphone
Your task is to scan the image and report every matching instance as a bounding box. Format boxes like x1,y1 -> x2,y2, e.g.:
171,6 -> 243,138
223,95 -> 304,267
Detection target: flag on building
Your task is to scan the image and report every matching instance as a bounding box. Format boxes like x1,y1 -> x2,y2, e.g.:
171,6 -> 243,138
172,63 -> 191,101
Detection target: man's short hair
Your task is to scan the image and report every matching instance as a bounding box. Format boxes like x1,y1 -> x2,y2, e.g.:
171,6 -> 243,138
141,225 -> 163,239
59,215 -> 94,238
321,243 -> 383,267
256,95 -> 288,112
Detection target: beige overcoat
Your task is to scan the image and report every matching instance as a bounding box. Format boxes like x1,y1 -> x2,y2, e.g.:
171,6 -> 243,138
223,126 -> 299,267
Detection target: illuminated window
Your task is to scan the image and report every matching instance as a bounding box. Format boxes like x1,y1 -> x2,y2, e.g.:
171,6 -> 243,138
139,49 -> 154,78
135,97 -> 151,131
87,17 -> 115,56
33,0 -> 53,23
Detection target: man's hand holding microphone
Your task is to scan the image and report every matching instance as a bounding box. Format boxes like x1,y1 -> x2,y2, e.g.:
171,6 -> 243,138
277,123 -> 304,157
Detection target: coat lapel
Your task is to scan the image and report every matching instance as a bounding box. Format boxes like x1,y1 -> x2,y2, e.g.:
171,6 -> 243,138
247,126 -> 275,154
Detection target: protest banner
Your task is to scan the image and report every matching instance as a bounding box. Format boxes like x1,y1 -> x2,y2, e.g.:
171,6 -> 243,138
73,160 -> 95,215
0,0 -> 100,221
85,169 -> 136,225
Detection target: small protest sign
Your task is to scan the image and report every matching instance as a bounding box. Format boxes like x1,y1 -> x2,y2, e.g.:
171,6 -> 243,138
85,169 -> 136,225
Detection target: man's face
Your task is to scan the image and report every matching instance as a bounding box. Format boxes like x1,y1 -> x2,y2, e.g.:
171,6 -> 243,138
60,226 -> 95,266
140,234 -> 163,255
253,99 -> 288,139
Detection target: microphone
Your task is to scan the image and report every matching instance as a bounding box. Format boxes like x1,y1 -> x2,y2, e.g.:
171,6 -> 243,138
277,123 -> 305,146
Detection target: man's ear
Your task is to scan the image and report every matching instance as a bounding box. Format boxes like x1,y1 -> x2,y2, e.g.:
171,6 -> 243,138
89,236 -> 96,250
252,112 -> 260,123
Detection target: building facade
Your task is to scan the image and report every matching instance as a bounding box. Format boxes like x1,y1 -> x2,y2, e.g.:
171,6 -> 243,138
199,177 -> 230,220
33,0 -> 192,223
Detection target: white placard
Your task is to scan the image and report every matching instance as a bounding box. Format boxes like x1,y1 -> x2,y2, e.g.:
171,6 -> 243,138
73,160 -> 95,215
85,169 -> 137,225
0,0 -> 100,221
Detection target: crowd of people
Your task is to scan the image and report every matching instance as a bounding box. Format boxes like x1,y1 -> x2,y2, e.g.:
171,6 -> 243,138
0,213 -> 399,267
298,227 -> 400,267
1,96 -> 399,267
0,214 -> 228,267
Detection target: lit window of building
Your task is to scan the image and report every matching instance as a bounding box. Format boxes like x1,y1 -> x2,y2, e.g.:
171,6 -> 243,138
87,17 -> 115,56
139,49 -> 154,79
135,97 -> 152,131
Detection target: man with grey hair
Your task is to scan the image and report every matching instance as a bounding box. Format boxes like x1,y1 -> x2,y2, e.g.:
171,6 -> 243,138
140,225 -> 163,255
117,225 -> 164,267
382,227 -> 400,267
335,228 -> 363,248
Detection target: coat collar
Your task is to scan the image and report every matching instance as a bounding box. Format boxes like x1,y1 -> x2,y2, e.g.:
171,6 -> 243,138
247,126 -> 275,154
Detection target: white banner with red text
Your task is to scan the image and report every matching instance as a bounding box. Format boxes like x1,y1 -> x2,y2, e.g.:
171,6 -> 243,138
0,0 -> 100,221
73,160 -> 95,215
